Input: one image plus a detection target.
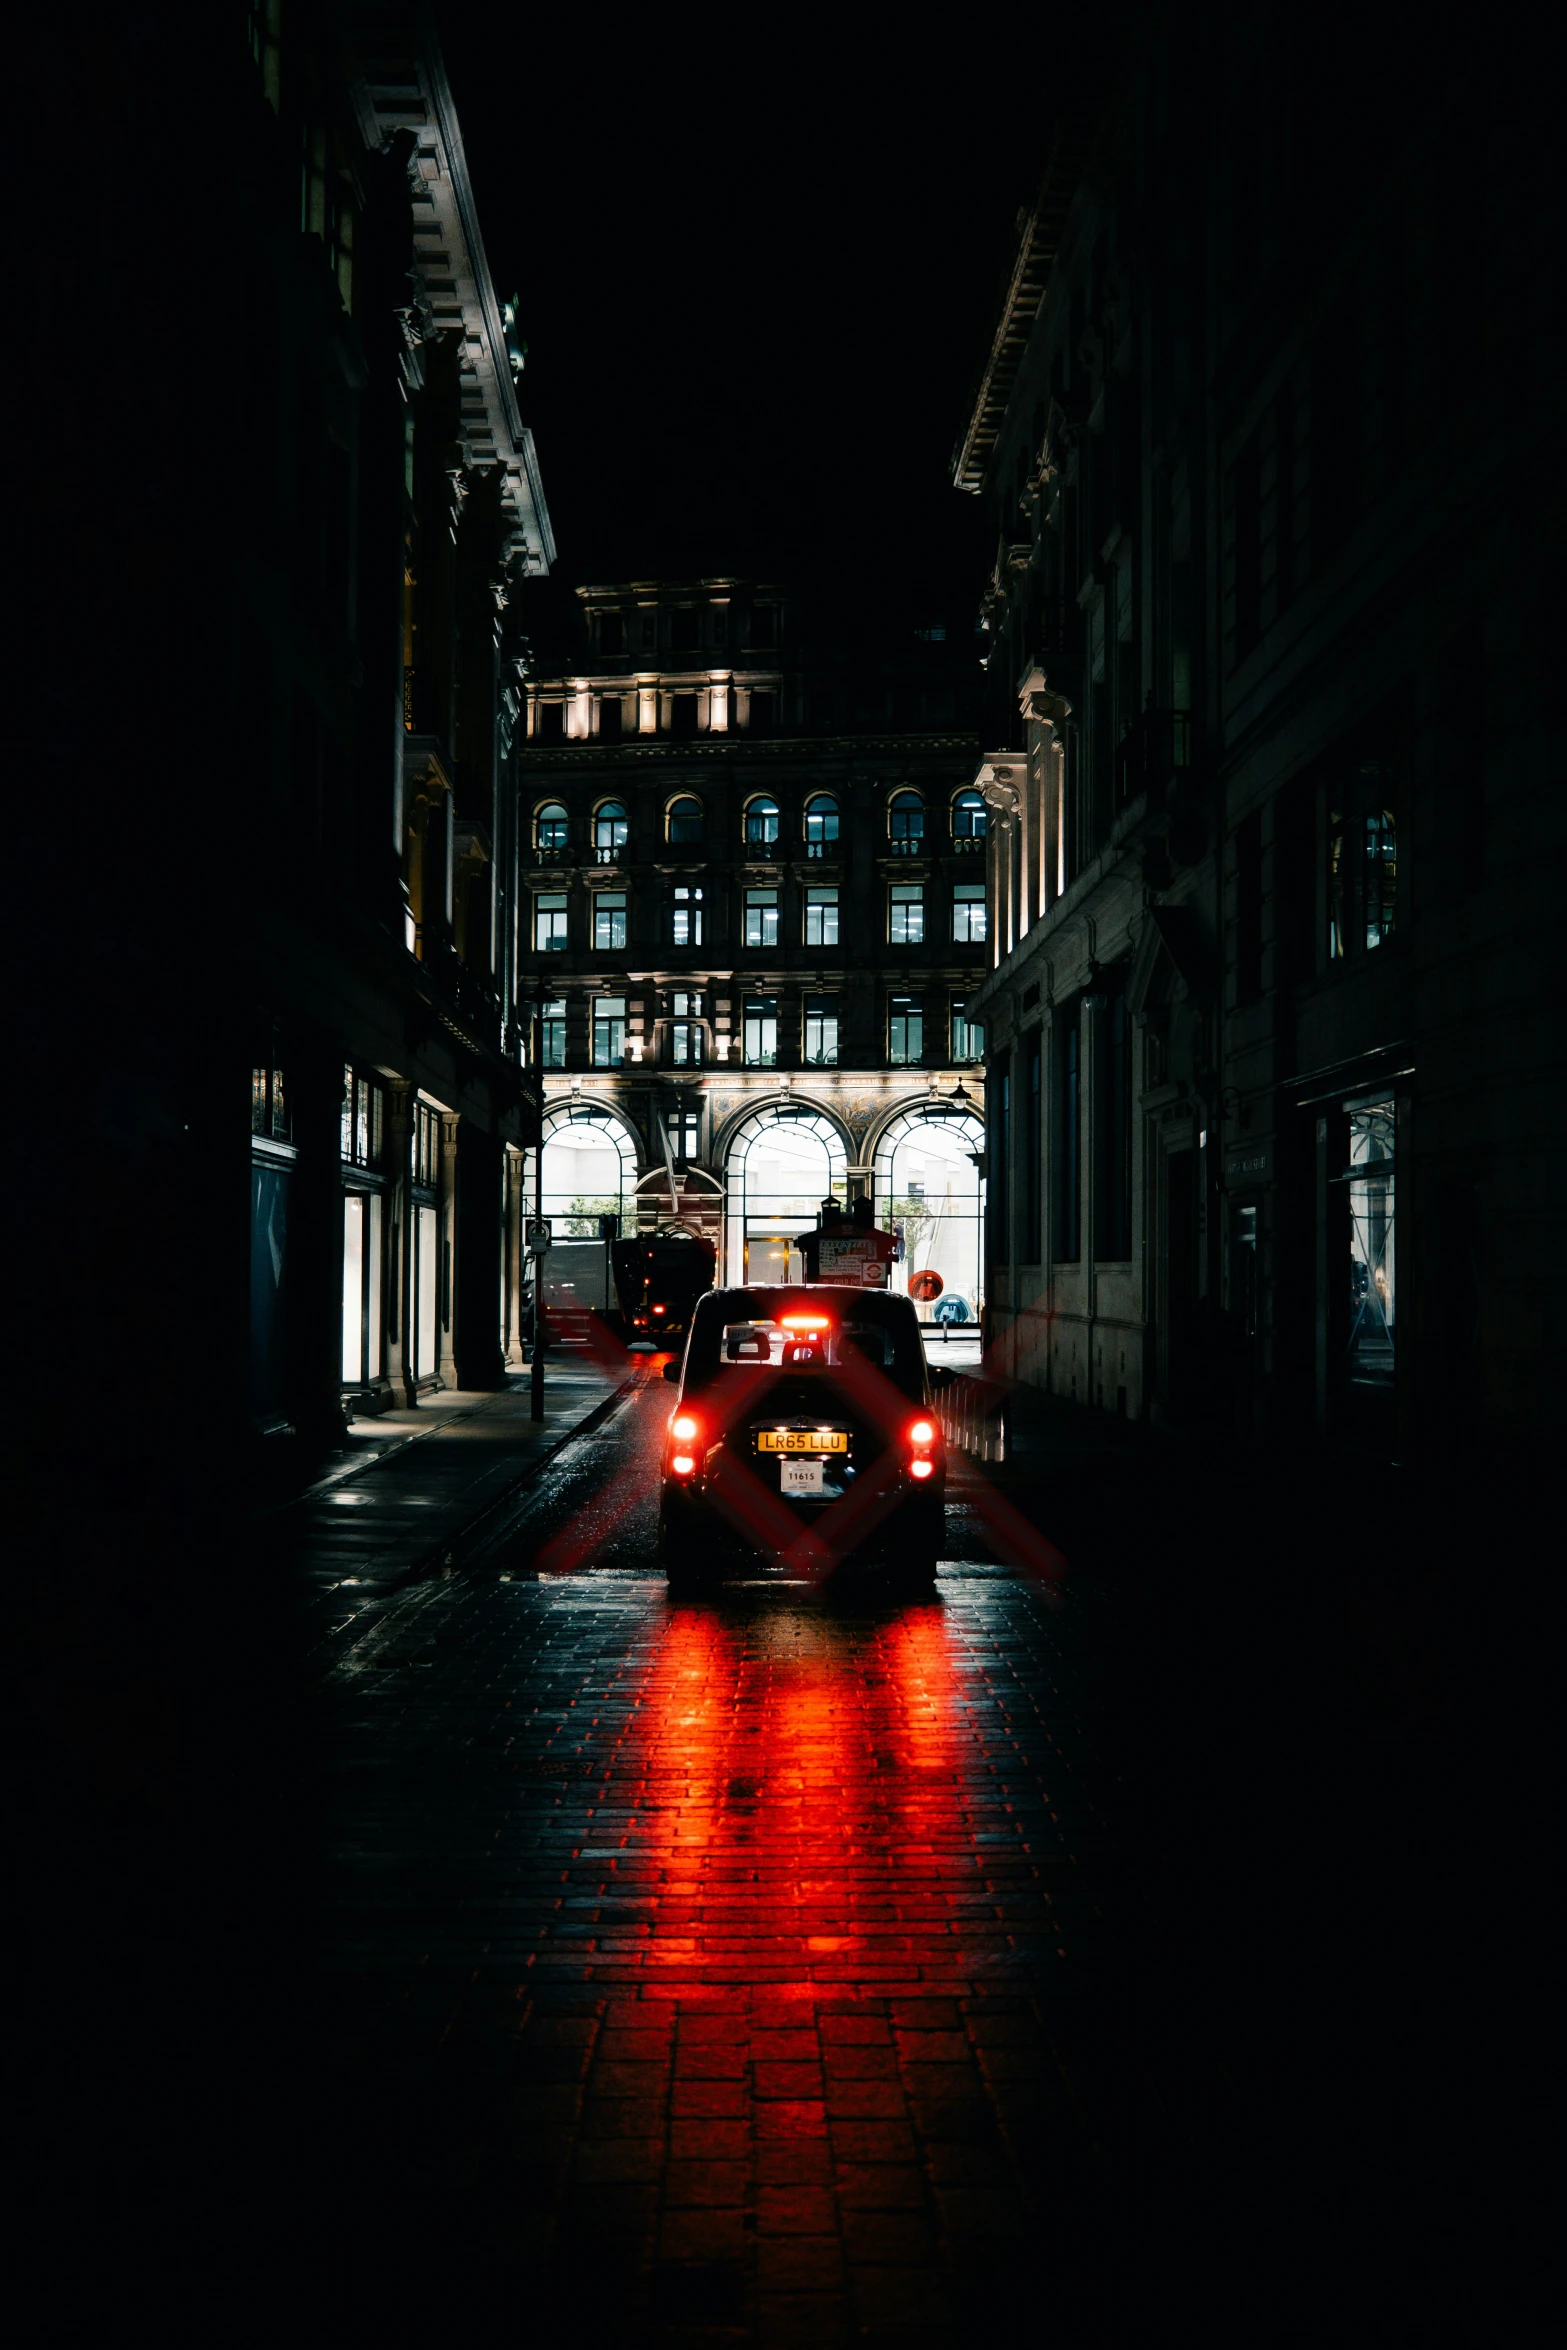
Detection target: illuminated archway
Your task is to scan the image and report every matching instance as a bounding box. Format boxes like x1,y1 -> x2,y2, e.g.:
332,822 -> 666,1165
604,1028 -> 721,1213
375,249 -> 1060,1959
721,1102 -> 847,1286
871,1104 -> 985,1321
541,1102 -> 641,1236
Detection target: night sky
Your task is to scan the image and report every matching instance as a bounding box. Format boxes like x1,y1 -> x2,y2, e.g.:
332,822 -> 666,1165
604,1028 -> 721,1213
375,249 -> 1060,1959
435,11 -> 1129,652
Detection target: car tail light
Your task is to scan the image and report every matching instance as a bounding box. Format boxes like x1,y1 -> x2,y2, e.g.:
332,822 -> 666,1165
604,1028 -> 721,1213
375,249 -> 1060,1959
780,1313 -> 831,1331
653,1304 -> 667,1314
908,1416 -> 938,1480
671,1414 -> 700,1442
670,1454 -> 697,1477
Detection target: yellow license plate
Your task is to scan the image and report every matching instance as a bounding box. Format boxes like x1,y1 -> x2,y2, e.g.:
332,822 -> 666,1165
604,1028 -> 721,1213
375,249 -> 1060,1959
757,1429 -> 848,1454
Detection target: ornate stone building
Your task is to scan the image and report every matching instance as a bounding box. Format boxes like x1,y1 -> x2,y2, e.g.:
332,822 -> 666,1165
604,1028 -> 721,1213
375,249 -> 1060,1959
516,583 -> 989,1320
242,3 -> 553,1441
959,21 -> 1563,1460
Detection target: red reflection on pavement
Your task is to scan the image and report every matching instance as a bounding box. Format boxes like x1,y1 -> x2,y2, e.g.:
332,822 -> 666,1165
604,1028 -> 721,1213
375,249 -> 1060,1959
616,1598 -> 969,1991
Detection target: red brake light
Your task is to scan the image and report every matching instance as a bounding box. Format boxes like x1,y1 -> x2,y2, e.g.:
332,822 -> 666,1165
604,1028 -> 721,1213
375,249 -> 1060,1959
909,1419 -> 936,1448
670,1454 -> 697,1477
671,1414 -> 699,1442
910,1458 -> 935,1480
781,1313 -> 831,1330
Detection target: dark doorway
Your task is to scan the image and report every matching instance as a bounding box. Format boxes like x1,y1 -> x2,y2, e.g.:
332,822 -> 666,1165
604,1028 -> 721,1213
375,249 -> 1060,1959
1163,1147 -> 1196,1417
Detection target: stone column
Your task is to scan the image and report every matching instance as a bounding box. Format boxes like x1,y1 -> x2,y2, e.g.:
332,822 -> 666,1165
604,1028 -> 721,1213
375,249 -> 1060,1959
503,1142 -> 526,1368
454,1118 -> 505,1390
288,1045 -> 352,1447
438,1111 -> 460,1390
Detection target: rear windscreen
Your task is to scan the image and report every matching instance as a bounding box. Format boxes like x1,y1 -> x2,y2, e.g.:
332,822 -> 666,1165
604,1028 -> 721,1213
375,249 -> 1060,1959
683,1291 -> 926,1396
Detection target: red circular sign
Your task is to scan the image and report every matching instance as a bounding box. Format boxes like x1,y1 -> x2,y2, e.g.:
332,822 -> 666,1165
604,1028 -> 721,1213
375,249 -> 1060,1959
908,1269 -> 945,1302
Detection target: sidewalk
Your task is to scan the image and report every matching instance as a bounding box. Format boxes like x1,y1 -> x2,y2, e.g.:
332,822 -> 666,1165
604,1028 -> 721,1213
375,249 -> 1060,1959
261,1357 -> 632,1660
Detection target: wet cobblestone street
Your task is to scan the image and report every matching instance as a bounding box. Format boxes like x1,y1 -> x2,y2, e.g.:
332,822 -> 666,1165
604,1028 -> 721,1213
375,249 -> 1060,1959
307,1374 -> 1145,2343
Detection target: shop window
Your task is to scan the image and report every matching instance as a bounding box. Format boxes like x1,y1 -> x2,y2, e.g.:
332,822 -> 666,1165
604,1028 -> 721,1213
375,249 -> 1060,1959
804,794 -> 838,852
745,887 -> 779,947
593,891 -> 627,951
804,884 -> 838,947
1092,994 -> 1132,1260
593,997 -> 627,1066
1024,1032 -> 1042,1262
1051,1002 -> 1080,1262
667,795 -> 703,843
252,1033 -> 289,1139
805,995 -> 839,1066
952,882 -> 987,943
539,999 -> 567,1068
951,1000 -> 984,1064
888,994 -> 923,1064
535,892 -> 569,951
744,996 -> 777,1067
664,884 -> 704,946
889,884 -> 924,944
1345,1098 -> 1396,1388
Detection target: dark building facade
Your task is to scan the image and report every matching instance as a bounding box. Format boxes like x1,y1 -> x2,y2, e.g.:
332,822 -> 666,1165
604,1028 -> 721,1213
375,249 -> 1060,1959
959,24 -> 1563,1461
241,5 -> 553,1444
517,583 -> 989,1316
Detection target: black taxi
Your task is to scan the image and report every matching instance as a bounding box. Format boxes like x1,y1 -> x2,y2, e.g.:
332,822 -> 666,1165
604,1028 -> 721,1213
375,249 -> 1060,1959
657,1286 -> 944,1589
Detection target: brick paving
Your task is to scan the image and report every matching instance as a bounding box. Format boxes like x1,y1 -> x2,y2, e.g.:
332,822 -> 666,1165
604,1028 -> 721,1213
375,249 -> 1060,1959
305,1377 -> 1164,2343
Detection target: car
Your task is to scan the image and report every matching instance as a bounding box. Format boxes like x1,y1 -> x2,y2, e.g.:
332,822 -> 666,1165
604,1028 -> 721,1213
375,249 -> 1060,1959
657,1286 -> 945,1591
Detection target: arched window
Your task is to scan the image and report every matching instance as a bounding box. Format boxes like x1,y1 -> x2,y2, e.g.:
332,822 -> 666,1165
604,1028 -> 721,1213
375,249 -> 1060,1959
889,791 -> 925,853
535,801 -> 569,855
593,800 -> 629,862
667,796 -> 703,843
744,795 -> 781,849
952,789 -> 987,843
804,794 -> 839,855
872,1102 -> 986,1322
722,1102 -> 847,1287
540,1105 -> 639,1238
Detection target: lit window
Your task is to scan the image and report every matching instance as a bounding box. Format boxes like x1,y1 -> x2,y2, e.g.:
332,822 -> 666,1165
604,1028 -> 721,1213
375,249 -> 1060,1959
665,885 -> 704,946
539,999 -> 566,1068
667,796 -> 703,843
952,789 -> 987,841
951,1000 -> 984,1063
889,883 -> 924,944
670,991 -> 704,1066
536,801 -> 569,854
1364,809 -> 1397,951
745,888 -> 779,947
805,995 -> 839,1066
593,891 -> 627,951
804,885 -> 838,947
889,791 -> 924,852
592,997 -> 627,1066
535,892 -> 568,951
745,796 -> 781,848
952,882 -> 987,943
340,1065 -> 384,1167
744,996 -> 777,1066
888,994 -> 924,1065
804,794 -> 839,853
594,801 -> 629,859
